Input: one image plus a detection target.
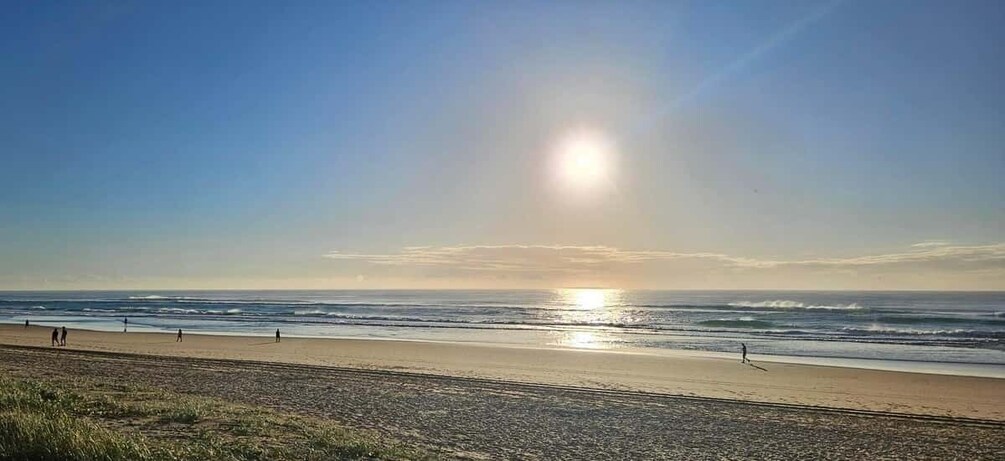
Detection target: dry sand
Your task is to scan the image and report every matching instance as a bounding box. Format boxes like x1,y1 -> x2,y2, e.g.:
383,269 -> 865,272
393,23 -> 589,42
1,325 -> 1002,421
4,346 -> 1003,460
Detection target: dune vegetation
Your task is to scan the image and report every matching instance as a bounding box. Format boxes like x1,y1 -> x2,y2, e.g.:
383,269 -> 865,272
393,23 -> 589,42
0,374 -> 432,461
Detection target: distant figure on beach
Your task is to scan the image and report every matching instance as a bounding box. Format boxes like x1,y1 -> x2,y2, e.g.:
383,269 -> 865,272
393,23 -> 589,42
177,329 -> 183,342
51,328 -> 59,347
24,319 -> 28,329
123,317 -> 128,332
60,326 -> 67,346
275,329 -> 281,343
741,343 -> 749,363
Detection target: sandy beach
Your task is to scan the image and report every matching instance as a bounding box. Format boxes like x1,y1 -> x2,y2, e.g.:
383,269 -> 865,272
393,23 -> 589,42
2,325 -> 1002,421
2,343 -> 1003,459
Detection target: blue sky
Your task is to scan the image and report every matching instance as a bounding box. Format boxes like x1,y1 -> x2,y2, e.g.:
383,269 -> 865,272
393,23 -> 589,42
1,0 -> 1002,289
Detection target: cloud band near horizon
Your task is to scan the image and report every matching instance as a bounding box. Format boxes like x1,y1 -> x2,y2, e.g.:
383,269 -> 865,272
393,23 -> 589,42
324,242 -> 1005,290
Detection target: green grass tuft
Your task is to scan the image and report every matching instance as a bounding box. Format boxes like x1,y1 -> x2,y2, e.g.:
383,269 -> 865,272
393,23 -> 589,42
0,409 -> 152,461
0,375 -> 434,460
159,404 -> 203,424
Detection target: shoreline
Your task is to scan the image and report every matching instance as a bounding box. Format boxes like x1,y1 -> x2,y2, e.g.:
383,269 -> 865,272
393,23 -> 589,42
5,320 -> 1003,378
2,324 -> 1003,420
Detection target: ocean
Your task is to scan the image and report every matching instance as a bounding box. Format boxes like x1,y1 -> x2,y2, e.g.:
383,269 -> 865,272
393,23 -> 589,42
2,289 -> 1003,373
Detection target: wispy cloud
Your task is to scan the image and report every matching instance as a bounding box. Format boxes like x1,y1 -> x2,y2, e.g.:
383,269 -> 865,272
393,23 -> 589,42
910,240 -> 952,248
325,242 -> 1005,276
773,243 -> 1005,268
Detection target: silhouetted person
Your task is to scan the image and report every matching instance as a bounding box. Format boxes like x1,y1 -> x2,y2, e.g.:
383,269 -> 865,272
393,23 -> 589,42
60,326 -> 67,346
177,329 -> 183,342
275,329 -> 280,343
741,343 -> 749,363
24,319 -> 28,329
51,328 -> 59,347
123,317 -> 128,332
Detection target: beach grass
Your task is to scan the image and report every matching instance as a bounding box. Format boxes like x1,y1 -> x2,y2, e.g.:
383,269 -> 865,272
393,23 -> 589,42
0,374 -> 433,461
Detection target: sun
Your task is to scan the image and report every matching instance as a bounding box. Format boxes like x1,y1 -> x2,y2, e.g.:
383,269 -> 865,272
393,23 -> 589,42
553,130 -> 614,190
563,138 -> 604,183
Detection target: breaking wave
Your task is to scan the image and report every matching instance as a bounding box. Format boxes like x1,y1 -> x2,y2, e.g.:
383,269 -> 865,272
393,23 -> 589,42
840,325 -> 996,337
729,300 -> 864,310
697,318 -> 778,329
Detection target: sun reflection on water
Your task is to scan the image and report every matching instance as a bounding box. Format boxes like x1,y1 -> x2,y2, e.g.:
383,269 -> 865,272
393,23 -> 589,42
574,289 -> 605,310
559,288 -> 623,310
550,288 -> 625,350
564,331 -> 603,349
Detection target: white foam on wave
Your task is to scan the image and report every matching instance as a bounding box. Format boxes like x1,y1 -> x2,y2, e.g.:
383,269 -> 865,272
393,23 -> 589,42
730,300 -> 863,310
155,307 -> 201,314
845,324 -> 974,335
152,307 -> 244,315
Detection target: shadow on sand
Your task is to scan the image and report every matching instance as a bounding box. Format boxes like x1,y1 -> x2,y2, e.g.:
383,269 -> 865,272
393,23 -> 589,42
747,362 -> 768,372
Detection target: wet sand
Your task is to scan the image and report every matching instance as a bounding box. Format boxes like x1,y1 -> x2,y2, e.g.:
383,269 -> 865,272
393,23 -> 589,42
2,325 -> 1002,421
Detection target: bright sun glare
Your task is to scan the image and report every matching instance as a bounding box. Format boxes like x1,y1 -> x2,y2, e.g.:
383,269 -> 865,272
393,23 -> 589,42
574,289 -> 607,310
553,289 -> 624,350
553,130 -> 614,190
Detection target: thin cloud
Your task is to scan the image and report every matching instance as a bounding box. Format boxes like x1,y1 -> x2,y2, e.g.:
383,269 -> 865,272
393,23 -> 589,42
771,243 -> 1005,268
325,242 -> 1005,275
911,240 -> 952,248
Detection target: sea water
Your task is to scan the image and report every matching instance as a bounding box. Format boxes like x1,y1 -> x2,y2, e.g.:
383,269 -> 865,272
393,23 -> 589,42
2,290 -> 1003,374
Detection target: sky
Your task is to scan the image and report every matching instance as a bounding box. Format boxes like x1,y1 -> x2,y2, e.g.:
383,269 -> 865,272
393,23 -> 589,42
1,0 -> 1002,290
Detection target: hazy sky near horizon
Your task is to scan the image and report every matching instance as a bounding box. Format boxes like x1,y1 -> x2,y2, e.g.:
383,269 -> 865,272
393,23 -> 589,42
1,0 -> 1003,290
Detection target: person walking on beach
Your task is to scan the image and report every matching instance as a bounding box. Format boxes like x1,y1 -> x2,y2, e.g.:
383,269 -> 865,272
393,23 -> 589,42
60,326 -> 67,346
51,328 -> 59,347
741,343 -> 749,363
275,328 -> 281,343
123,317 -> 128,332
24,319 -> 28,329
177,329 -> 183,342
